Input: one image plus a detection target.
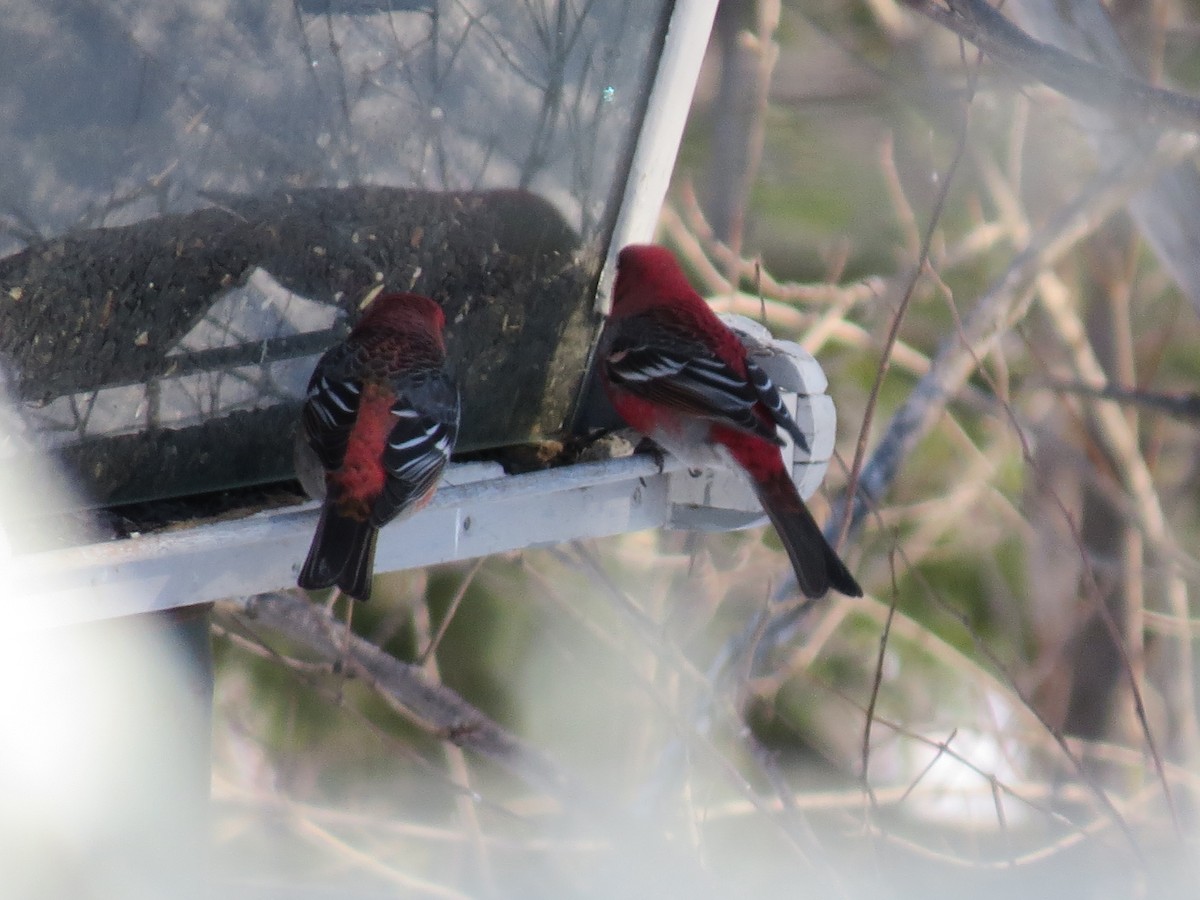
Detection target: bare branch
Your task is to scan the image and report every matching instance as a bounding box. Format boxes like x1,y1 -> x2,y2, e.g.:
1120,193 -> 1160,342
219,590 -> 573,798
899,0 -> 1200,132
834,129 -> 1198,539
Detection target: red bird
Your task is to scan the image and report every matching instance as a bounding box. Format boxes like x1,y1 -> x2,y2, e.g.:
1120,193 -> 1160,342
297,292 -> 459,601
600,244 -> 862,599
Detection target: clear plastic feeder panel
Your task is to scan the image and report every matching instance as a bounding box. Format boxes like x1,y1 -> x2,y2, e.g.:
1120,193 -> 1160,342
0,0 -> 677,514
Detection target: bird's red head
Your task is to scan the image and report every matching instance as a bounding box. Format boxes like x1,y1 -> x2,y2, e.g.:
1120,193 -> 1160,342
613,244 -> 698,316
355,292 -> 446,337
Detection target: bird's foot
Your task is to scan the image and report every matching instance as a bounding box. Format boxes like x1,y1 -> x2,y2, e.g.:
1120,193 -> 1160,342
634,436 -> 668,473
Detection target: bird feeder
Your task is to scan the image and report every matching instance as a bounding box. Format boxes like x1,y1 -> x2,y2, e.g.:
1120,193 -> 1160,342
3,1 -> 839,625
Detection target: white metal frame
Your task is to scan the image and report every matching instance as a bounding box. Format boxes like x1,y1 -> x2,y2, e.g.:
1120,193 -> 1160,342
595,0 -> 722,313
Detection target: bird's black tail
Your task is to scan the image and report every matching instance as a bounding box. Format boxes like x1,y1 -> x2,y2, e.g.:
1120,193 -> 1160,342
753,470 -> 862,600
298,506 -> 378,601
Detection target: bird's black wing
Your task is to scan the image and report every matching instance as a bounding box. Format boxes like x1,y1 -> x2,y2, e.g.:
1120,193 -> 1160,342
372,368 -> 460,528
605,311 -> 782,445
302,341 -> 364,473
744,356 -> 809,454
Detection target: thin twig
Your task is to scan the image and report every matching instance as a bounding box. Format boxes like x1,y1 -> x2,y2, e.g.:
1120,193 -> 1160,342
413,585 -> 497,897
419,556 -> 487,665
860,542 -> 902,805
836,60 -> 974,554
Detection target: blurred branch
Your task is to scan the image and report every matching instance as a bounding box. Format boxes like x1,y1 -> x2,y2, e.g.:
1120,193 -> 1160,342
970,101 -> 1199,777
823,128 -> 1200,795
290,814 -> 472,899
837,102 -> 974,555
1005,0 -> 1200,319
219,590 -> 574,798
412,580 -> 496,895
841,591 -> 1147,850
1035,380 -> 1200,425
529,546 -> 846,878
665,180 -> 1012,401
1035,267 -> 1198,782
665,185 -> 886,308
899,0 -> 1200,132
706,0 -> 780,263
834,129 -> 1198,540
905,0 -> 1200,315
